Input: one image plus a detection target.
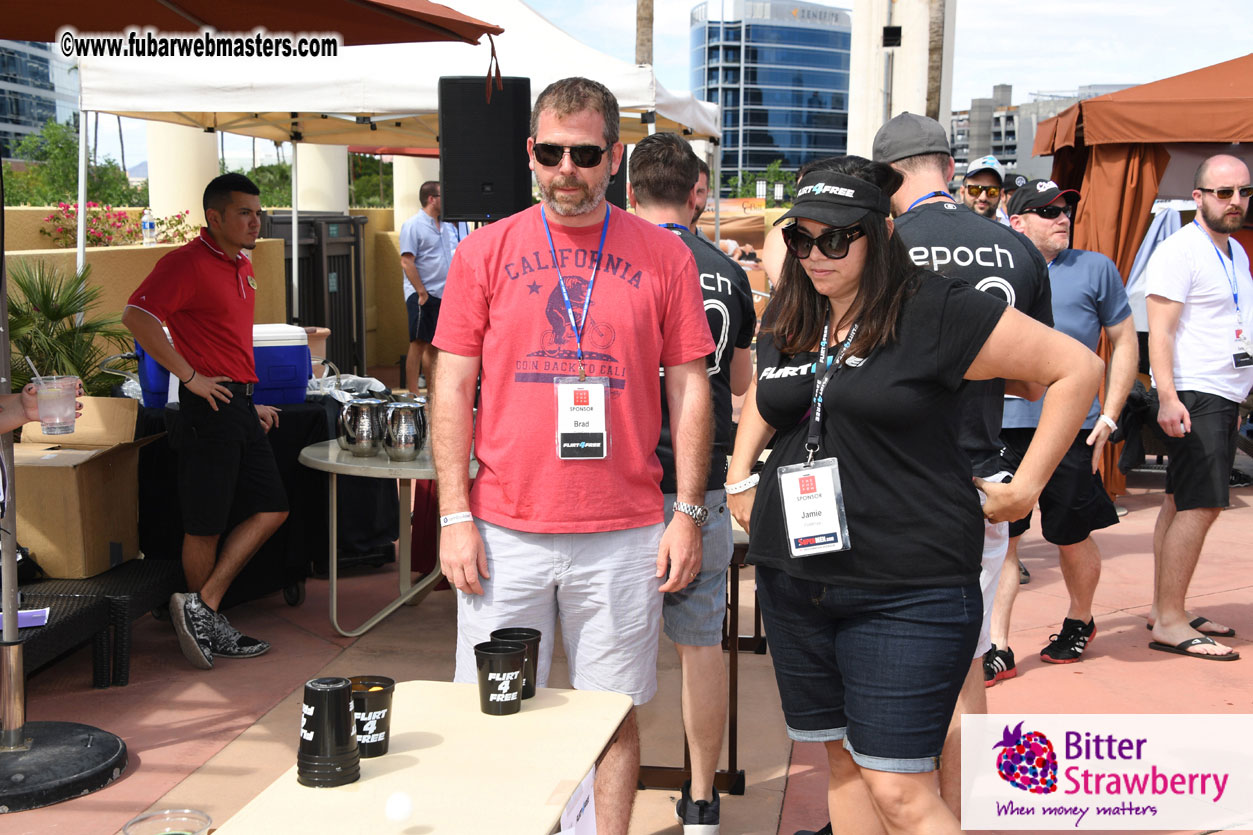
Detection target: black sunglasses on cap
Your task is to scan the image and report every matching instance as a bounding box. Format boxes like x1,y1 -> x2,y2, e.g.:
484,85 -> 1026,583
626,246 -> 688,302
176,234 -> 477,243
1022,204 -> 1074,220
1198,186 -> 1253,200
782,224 -> 865,260
532,143 -> 611,168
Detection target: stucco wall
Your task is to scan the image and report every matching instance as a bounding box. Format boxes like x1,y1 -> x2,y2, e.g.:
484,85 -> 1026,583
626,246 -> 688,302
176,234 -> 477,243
4,238 -> 287,325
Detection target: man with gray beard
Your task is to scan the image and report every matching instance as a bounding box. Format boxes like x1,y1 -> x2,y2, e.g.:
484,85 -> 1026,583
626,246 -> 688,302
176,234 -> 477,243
431,77 -> 715,834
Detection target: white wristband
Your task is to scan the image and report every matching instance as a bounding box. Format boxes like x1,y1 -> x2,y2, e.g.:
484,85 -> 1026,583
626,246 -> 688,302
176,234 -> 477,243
725,473 -> 760,495
439,512 -> 474,527
1098,414 -> 1118,432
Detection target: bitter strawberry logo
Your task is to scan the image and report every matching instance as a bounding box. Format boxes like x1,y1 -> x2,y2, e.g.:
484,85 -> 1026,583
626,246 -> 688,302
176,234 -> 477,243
574,389 -> 589,406
995,721 -> 1059,794
799,475 -> 817,494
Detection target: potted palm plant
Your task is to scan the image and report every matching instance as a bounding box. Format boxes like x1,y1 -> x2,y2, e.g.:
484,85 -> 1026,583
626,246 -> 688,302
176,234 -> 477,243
7,257 -> 134,396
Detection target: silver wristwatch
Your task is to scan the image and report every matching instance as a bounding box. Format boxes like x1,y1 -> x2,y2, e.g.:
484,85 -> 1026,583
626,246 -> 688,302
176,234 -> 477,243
672,500 -> 709,527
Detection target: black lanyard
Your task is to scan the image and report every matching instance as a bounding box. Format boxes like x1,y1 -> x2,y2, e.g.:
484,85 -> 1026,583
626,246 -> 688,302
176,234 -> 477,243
806,317 -> 858,463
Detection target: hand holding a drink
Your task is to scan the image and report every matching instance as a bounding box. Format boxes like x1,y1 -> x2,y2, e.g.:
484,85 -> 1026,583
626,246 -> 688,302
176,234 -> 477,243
1,377 -> 83,435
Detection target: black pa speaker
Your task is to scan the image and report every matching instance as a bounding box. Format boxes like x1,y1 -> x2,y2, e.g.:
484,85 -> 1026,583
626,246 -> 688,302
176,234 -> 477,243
438,76 -> 532,222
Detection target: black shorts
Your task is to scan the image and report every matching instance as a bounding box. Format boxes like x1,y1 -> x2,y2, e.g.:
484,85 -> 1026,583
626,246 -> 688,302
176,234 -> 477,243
1148,389 -> 1239,511
408,294 -> 441,344
170,385 -> 288,536
1001,428 -> 1119,545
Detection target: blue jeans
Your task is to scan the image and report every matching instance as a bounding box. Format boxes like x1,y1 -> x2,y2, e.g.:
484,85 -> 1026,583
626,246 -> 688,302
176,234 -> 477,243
755,565 -> 980,772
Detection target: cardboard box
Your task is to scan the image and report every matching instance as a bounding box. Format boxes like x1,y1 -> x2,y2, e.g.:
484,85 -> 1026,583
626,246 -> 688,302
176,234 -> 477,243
13,397 -> 156,579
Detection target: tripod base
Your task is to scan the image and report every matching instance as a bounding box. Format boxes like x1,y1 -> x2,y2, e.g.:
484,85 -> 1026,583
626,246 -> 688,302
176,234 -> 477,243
0,721 -> 127,813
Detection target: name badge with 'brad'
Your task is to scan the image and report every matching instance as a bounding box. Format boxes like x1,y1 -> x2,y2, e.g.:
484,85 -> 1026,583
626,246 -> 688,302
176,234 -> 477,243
777,458 -> 851,557
555,377 -> 609,459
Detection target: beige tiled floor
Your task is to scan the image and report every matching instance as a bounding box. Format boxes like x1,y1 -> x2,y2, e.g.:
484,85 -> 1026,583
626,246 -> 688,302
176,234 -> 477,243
7,466 -> 1253,834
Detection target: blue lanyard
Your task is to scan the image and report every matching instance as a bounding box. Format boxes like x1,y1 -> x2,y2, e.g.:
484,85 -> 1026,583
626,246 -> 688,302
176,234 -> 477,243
542,203 -> 611,380
906,190 -> 954,213
806,318 -> 858,462
659,222 -> 689,232
1194,219 -> 1240,313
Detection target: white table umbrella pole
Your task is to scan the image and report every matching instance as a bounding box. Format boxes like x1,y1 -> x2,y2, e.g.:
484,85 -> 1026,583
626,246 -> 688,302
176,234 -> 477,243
291,142 -> 300,322
76,110 -> 88,276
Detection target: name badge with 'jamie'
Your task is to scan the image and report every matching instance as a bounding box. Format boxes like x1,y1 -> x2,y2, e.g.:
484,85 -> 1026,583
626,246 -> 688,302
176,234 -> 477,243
555,377 -> 609,459
777,458 -> 851,557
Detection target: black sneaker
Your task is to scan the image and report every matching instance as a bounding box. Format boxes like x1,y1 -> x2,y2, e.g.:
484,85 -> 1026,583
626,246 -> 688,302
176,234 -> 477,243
795,825 -> 832,835
210,611 -> 272,659
1231,469 -> 1253,488
170,591 -> 214,669
984,644 -> 1017,687
1018,561 -> 1031,584
1040,617 -> 1096,664
675,780 -> 719,834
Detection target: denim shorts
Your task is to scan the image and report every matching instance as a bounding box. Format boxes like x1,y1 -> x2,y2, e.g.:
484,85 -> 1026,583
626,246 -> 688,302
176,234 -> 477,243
662,489 -> 733,646
755,565 -> 981,773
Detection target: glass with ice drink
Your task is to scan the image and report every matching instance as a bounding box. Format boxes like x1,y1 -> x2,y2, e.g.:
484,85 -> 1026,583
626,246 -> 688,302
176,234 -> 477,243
35,375 -> 78,435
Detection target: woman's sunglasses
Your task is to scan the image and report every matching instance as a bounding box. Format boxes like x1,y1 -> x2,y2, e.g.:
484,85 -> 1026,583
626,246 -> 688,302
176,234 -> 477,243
782,224 -> 865,260
532,143 -> 611,168
1021,204 -> 1074,220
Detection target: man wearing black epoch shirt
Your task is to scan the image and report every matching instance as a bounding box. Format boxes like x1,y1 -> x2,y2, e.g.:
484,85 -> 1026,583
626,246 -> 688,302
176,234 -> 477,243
873,112 -> 1056,819
630,132 -> 756,835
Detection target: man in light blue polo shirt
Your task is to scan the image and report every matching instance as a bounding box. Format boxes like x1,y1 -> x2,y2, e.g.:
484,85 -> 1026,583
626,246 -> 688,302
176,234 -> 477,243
399,180 -> 459,392
985,179 -> 1138,684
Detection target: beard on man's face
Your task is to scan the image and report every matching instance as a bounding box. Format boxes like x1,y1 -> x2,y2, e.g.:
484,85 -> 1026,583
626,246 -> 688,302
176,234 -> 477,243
1200,200 -> 1247,235
540,170 -> 610,217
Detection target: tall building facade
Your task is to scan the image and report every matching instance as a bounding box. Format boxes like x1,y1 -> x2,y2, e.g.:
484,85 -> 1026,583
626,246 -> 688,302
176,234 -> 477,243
1,40 -> 77,158
690,0 -> 852,194
951,83 -> 1132,179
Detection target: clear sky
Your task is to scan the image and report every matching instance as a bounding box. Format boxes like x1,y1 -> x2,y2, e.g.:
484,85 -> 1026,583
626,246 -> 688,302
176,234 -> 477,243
75,0 -> 1253,172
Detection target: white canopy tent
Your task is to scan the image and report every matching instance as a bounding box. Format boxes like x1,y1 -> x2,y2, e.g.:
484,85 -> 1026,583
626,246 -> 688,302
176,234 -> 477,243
77,0 -> 720,145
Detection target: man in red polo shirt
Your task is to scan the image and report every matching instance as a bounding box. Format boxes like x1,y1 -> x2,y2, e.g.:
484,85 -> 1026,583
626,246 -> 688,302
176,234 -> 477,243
123,173 -> 289,670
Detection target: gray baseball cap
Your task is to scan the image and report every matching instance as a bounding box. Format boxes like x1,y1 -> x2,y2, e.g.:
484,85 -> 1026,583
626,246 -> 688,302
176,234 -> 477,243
872,112 -> 951,163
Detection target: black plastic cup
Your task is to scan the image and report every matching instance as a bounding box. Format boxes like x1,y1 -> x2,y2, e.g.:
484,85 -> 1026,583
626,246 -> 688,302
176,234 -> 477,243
474,640 -> 526,715
297,676 -> 360,787
489,628 -> 542,699
349,675 -> 396,758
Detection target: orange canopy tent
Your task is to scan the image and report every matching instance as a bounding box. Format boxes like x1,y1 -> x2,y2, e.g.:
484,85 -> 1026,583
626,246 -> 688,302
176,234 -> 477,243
1034,52 -> 1253,279
1033,53 -> 1253,493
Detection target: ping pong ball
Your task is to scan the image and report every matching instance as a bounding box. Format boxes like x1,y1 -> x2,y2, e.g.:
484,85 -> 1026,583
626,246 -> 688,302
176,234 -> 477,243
385,791 -> 412,821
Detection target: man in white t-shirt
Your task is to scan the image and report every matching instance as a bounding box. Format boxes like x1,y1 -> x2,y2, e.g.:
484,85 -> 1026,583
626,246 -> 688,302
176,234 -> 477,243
1145,153 -> 1253,662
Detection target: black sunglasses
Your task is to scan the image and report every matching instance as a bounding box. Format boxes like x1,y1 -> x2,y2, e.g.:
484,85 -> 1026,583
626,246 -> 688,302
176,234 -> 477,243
1198,186 -> 1253,200
532,143 -> 611,168
965,184 -> 1001,199
1022,204 -> 1074,220
782,224 -> 865,260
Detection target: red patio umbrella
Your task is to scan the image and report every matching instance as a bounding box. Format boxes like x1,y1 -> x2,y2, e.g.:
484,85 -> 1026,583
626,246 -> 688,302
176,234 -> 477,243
4,0 -> 503,46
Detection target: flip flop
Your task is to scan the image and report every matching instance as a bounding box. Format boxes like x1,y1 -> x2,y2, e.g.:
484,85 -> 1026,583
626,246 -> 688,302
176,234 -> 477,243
1148,637 -> 1240,661
1144,617 -> 1236,638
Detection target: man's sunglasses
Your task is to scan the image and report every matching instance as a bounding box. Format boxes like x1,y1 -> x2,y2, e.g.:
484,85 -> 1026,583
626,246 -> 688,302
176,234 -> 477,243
782,224 -> 865,260
965,185 -> 1001,198
1198,186 -> 1253,200
532,143 -> 611,168
1021,204 -> 1074,220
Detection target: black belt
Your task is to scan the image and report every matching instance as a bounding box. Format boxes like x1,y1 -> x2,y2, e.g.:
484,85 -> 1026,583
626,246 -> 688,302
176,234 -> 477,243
222,381 -> 255,396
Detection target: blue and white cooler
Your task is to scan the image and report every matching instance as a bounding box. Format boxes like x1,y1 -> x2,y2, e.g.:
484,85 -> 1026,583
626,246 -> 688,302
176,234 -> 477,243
136,324 -> 313,407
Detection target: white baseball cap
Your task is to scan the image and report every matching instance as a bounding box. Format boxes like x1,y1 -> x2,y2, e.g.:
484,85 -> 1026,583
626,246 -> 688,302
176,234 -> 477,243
965,155 -> 1005,183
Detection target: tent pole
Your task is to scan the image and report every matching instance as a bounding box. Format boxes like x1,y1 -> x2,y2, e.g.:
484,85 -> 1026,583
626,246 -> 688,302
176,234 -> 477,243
291,142 -> 300,322
77,111 -> 88,275
713,139 -> 721,245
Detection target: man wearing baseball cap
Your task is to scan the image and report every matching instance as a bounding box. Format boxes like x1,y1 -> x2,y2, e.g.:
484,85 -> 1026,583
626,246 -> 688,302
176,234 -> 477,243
986,180 -> 1138,686
962,154 -> 1005,220
870,111 -> 1054,819
998,172 -> 1030,226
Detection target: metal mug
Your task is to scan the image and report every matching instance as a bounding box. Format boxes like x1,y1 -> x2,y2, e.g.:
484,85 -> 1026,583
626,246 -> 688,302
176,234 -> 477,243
383,397 -> 427,461
337,397 -> 386,456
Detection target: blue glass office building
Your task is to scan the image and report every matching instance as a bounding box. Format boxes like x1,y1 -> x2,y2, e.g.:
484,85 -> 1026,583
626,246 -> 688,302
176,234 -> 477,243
690,0 -> 851,193
1,40 -> 76,158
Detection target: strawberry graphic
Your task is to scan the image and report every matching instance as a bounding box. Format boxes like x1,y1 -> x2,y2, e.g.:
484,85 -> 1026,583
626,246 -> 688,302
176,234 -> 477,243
994,721 -> 1058,794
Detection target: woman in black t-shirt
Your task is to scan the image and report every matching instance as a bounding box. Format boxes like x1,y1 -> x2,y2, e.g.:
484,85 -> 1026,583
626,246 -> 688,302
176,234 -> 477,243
725,157 -> 1099,834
